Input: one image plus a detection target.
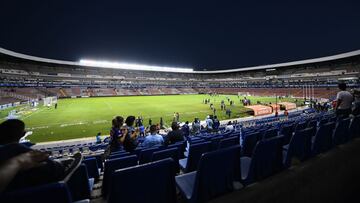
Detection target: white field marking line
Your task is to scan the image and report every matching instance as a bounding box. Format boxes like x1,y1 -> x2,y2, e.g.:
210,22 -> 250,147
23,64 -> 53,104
104,101 -> 113,110
27,126 -> 50,130
26,119 -> 110,130
93,120 -> 108,124
160,110 -> 210,117
22,108 -> 47,120
60,121 -> 87,127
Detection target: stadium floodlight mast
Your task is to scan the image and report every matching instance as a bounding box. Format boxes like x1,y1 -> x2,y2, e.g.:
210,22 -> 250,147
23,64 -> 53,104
79,59 -> 194,73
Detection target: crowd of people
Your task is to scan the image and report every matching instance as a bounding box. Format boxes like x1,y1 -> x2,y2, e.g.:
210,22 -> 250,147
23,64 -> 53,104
106,110 -> 237,155
241,97 -> 251,106
203,96 -> 236,119
106,115 -> 188,155
309,83 -> 360,118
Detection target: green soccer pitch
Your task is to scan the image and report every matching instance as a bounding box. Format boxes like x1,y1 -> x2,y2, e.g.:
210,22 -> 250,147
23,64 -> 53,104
2,94 -> 303,143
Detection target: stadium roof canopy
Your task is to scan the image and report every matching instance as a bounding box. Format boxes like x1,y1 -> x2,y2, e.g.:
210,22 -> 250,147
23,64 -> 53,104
0,47 -> 359,74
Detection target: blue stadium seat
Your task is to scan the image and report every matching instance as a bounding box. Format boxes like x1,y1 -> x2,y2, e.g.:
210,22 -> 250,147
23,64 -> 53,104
0,182 -> 75,203
107,152 -> 131,160
210,136 -> 223,150
67,164 -> 92,201
349,115 -> 360,139
102,155 -> 138,197
176,145 -> 241,203
328,116 -> 337,123
168,141 -> 186,158
188,136 -> 203,142
263,128 -> 278,139
82,157 -> 100,182
333,118 -> 351,145
218,136 -> 239,149
241,132 -> 261,157
84,154 -> 103,172
179,141 -> 211,173
241,136 -> 283,185
131,147 -> 144,157
110,150 -> 128,155
283,127 -> 315,168
294,121 -> 307,132
279,124 -> 294,145
312,122 -> 336,155
307,120 -> 317,129
152,147 -> 180,173
319,118 -> 328,126
139,147 -> 160,164
107,158 -> 176,203
189,139 -> 206,145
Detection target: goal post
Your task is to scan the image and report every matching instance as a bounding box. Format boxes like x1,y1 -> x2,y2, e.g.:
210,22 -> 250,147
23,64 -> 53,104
43,96 -> 58,107
238,92 -> 250,96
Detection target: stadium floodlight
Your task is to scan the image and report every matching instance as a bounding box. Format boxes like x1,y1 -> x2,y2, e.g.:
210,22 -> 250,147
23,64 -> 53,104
265,68 -> 276,72
79,59 -> 193,73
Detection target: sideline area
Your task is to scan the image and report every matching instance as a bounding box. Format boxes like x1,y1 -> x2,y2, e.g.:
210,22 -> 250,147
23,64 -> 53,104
32,106 -> 308,149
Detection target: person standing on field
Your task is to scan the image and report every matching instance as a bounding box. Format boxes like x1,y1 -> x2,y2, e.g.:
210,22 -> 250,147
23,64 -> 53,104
176,112 -> 180,122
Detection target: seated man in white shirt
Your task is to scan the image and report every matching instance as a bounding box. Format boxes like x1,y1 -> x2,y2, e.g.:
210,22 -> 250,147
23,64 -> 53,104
205,115 -> 213,132
225,121 -> 234,132
335,83 -> 354,118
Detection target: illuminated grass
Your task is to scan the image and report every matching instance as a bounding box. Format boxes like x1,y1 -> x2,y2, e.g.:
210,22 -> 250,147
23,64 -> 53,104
7,94 -> 301,143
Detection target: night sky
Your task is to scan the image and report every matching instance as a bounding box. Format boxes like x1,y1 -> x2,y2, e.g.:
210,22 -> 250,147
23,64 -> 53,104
1,0 -> 360,70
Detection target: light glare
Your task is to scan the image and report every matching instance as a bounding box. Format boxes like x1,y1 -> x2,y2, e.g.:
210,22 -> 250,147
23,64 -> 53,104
79,59 -> 193,73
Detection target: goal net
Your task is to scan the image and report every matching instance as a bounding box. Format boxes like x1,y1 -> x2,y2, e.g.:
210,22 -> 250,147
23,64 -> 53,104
43,96 -> 58,107
238,92 -> 250,96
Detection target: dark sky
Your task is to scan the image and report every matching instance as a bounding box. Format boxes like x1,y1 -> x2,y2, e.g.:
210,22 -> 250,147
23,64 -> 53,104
1,0 -> 360,70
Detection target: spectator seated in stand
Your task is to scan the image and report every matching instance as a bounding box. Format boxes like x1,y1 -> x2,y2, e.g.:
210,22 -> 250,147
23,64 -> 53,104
141,125 -> 164,148
213,116 -> 220,130
122,116 -> 139,152
191,118 -> 201,135
0,119 -> 78,192
181,121 -> 190,137
164,122 -> 184,145
225,121 -> 234,132
96,132 -> 102,144
206,115 -> 214,132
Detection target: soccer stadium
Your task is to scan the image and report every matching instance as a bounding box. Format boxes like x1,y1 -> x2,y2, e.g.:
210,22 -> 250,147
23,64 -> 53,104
1,1 -> 360,203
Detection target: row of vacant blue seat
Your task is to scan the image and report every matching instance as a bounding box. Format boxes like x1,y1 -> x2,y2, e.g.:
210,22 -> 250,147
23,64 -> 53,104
62,112 -> 334,201
240,112 -> 339,156
108,123 -> 344,203
7,113 -> 359,203
104,144 -> 243,203
283,116 -> 360,168
84,112 -> 338,199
